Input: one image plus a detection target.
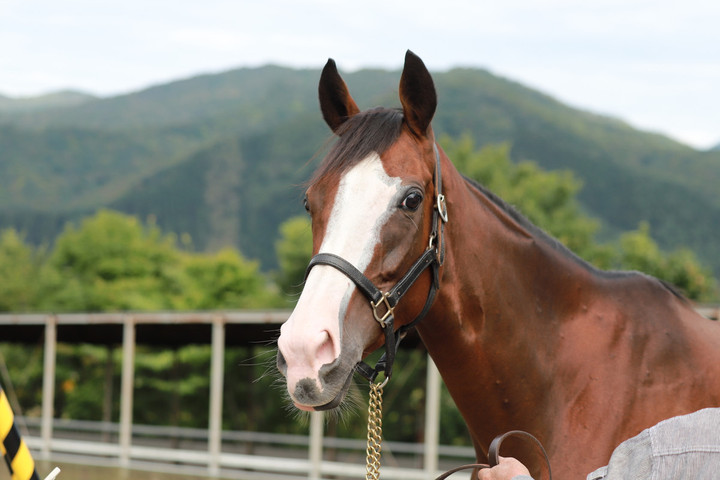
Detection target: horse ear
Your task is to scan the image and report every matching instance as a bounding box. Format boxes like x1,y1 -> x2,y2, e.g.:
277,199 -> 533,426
318,58 -> 361,134
399,50 -> 437,138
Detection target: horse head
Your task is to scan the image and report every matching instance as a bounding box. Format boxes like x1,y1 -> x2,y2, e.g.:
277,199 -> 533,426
276,51 -> 445,411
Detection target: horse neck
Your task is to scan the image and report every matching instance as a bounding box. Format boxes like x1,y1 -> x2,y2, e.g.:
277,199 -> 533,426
417,156 -> 596,447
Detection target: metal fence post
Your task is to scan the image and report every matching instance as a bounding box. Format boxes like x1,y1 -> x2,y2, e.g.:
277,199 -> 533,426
424,354 -> 441,479
41,315 -> 57,460
119,316 -> 135,467
309,411 -> 324,480
208,316 -> 225,476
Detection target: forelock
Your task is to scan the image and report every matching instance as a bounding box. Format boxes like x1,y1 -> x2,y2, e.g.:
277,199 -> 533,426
311,107 -> 404,184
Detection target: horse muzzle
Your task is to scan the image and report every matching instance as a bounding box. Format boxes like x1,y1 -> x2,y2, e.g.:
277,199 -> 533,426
276,347 -> 357,410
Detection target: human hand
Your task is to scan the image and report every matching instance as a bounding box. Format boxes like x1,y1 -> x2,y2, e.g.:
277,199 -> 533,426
477,456 -> 532,480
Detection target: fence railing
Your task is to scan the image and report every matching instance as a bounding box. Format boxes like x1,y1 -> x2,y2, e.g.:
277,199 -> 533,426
1,306 -> 717,479
0,311 -> 471,479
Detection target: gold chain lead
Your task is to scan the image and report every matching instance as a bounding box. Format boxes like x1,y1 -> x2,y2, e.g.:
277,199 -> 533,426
365,381 -> 384,480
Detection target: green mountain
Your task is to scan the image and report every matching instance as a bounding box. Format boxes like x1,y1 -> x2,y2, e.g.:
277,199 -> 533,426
0,90 -> 96,112
1,65 -> 720,275
110,113 -> 323,265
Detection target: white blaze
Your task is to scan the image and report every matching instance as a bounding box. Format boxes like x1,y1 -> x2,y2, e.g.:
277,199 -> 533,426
279,152 -> 402,396
320,152 -> 402,272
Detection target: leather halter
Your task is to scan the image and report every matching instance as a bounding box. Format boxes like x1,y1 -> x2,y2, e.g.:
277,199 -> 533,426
304,143 -> 448,383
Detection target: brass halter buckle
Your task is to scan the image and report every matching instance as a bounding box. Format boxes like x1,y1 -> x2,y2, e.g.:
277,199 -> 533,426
371,292 -> 394,328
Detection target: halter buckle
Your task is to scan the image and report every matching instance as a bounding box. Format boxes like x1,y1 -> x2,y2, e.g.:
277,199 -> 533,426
371,292 -> 395,328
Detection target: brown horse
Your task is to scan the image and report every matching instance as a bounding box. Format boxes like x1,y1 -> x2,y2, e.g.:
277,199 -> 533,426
276,50 -> 720,479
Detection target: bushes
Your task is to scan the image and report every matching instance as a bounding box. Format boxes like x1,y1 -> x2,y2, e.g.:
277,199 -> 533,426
0,210 -> 284,313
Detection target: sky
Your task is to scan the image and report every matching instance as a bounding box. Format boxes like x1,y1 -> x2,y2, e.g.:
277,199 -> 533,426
1,0 -> 719,149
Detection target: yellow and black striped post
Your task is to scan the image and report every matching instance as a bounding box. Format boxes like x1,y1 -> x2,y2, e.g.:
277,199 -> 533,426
1,386 -> 40,480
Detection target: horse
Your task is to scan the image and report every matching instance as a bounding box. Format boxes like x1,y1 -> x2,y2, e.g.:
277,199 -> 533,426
275,50 -> 720,479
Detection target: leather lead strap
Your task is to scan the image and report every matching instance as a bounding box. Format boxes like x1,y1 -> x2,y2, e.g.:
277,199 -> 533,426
433,430 -> 552,480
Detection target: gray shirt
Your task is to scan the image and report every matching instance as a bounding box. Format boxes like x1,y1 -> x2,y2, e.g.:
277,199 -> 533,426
512,408 -> 720,480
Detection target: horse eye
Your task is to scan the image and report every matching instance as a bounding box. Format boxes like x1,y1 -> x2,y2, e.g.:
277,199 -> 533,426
303,195 -> 310,213
401,191 -> 423,211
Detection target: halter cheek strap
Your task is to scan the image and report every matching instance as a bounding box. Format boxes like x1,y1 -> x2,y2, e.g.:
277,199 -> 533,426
304,143 -> 447,383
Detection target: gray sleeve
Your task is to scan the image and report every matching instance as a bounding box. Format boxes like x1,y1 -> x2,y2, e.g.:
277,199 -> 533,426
587,428 -> 652,479
587,408 -> 720,480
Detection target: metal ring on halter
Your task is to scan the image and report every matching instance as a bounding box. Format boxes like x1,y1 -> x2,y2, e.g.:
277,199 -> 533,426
375,375 -> 390,388
436,193 -> 448,223
428,232 -> 437,250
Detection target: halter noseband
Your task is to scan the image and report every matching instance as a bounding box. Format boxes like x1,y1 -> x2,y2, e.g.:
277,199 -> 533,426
304,144 -> 448,384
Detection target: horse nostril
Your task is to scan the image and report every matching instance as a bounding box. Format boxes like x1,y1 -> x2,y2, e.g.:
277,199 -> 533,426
276,349 -> 288,375
316,330 -> 337,366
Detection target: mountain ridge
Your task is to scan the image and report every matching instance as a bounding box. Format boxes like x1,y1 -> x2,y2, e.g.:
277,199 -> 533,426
0,90 -> 96,112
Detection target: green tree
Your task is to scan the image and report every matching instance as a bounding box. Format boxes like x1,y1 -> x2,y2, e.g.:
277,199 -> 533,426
617,222 -> 716,301
0,229 -> 42,311
180,248 -> 282,309
275,216 -> 313,300
40,210 -> 183,312
132,345 -> 212,427
54,344 -> 116,421
35,209 -> 285,312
